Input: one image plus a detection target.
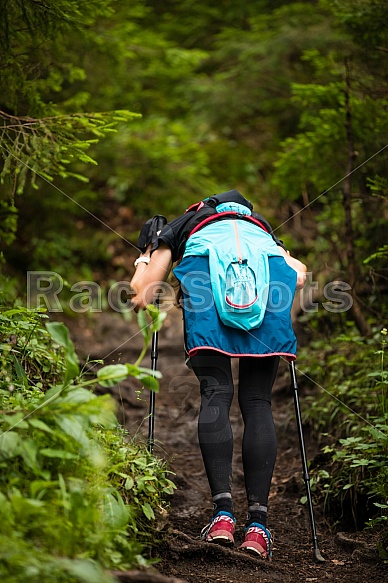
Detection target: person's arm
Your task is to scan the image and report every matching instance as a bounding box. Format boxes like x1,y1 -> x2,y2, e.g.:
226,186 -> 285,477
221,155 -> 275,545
131,243 -> 173,310
276,246 -> 307,289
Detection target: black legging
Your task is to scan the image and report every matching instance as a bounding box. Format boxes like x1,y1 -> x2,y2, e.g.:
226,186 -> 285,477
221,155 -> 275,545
190,350 -> 279,510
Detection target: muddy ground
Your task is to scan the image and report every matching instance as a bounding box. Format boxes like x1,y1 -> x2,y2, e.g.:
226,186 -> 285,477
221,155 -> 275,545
68,308 -> 387,583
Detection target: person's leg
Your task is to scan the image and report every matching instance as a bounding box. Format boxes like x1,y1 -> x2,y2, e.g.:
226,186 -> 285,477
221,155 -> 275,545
238,356 -> 279,528
190,350 -> 234,517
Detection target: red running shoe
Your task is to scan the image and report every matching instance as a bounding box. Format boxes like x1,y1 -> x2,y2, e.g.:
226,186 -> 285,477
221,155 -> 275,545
240,523 -> 272,560
201,512 -> 236,546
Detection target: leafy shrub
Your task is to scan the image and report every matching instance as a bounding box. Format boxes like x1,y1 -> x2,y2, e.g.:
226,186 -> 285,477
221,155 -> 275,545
299,325 -> 388,536
0,301 -> 174,583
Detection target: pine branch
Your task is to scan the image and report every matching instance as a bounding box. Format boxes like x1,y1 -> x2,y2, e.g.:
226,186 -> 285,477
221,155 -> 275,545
0,109 -> 141,195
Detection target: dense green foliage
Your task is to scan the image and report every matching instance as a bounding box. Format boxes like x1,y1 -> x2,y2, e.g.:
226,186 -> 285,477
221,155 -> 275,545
0,302 -> 174,582
299,327 -> 387,532
0,0 -> 387,561
2,1 -> 387,289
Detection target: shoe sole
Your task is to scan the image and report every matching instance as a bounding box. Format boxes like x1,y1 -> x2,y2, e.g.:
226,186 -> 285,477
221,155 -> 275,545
207,532 -> 234,547
240,543 -> 269,560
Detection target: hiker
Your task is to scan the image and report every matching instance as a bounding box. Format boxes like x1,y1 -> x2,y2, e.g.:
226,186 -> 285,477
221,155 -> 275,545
131,190 -> 307,560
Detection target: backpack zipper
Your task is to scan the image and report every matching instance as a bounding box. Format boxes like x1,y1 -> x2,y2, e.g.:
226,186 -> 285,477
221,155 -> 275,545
233,221 -> 243,264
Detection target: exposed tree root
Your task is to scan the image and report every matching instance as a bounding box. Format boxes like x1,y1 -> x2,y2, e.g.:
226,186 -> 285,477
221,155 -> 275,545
335,532 -> 380,563
167,529 -> 273,569
111,569 -> 187,583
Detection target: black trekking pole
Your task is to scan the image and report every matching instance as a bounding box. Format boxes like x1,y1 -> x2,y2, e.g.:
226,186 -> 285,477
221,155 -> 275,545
140,214 -> 166,454
289,360 -> 325,563
147,303 -> 159,454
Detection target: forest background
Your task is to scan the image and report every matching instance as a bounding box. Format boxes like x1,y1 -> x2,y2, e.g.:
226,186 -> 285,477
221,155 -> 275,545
0,1 -> 387,582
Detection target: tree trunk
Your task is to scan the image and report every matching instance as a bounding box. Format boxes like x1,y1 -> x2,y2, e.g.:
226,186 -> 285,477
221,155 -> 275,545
343,60 -> 372,337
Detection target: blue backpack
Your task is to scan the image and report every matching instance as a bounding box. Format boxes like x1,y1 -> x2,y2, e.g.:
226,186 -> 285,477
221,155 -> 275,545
182,202 -> 283,331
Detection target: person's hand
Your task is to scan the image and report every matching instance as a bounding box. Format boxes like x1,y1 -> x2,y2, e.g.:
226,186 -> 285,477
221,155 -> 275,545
131,294 -> 145,313
296,263 -> 307,288
130,244 -> 173,311
138,243 -> 152,259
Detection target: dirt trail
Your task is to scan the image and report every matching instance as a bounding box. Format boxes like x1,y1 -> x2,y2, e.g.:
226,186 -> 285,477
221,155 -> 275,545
69,309 -> 386,583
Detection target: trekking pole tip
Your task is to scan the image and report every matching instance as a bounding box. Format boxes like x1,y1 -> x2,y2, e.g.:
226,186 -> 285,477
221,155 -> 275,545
313,548 -> 325,563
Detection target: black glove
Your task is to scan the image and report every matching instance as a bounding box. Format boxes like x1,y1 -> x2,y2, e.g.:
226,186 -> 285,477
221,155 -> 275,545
137,215 -> 167,253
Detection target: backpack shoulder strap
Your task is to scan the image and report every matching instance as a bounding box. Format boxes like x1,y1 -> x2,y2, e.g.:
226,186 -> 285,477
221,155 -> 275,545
177,194 -> 277,259
187,213 -> 269,241
185,200 -> 206,213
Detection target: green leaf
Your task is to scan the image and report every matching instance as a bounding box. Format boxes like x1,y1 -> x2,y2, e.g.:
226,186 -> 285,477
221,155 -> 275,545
124,476 -> 134,490
163,479 -> 176,495
41,384 -> 64,404
11,495 -> 46,517
60,387 -> 94,404
146,305 -> 167,334
20,439 -> 39,471
64,356 -> 80,385
59,558 -> 114,583
103,492 -> 130,529
54,415 -> 89,448
29,419 -> 55,434
40,448 -> 78,459
12,356 -> 28,388
45,322 -> 79,383
126,364 -> 162,380
142,502 -> 155,520
137,310 -> 149,339
145,304 -> 159,319
45,321 -> 72,347
139,374 -> 159,392
2,412 -> 29,430
97,364 -> 129,387
0,431 -> 20,457
125,364 -> 160,391
30,480 -> 57,499
350,459 -> 370,467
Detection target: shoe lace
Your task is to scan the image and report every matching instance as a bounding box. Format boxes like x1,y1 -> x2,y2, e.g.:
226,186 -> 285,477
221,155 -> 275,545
201,511 -> 235,539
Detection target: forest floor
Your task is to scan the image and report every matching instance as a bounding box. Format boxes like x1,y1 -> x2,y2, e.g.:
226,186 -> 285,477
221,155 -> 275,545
68,307 -> 387,583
